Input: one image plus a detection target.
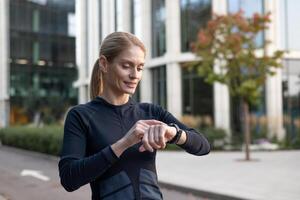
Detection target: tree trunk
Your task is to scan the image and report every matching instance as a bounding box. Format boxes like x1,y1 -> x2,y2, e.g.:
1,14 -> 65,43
242,100 -> 251,161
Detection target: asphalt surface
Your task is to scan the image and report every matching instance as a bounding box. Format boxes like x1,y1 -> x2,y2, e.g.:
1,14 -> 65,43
0,146 -> 209,200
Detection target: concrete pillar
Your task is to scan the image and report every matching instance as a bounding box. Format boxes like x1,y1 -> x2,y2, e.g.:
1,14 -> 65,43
102,0 -> 116,38
87,0 -> 100,78
166,63 -> 182,118
265,0 -> 285,140
165,0 -> 182,117
116,0 -> 131,32
139,0 -> 152,103
75,0 -> 89,103
0,0 -> 9,127
212,0 -> 231,134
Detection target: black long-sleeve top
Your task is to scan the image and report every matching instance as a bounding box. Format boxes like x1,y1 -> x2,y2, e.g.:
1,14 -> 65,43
58,96 -> 210,200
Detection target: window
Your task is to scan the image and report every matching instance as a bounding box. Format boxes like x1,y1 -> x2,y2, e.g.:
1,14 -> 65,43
151,0 -> 166,58
131,0 -> 142,36
228,0 -> 264,47
152,66 -> 167,108
180,0 -> 211,52
9,0 -> 33,32
181,66 -> 214,124
9,0 -> 77,125
115,0 -> 123,31
282,59 -> 300,140
279,0 -> 300,51
132,84 -> 141,102
228,0 -> 266,138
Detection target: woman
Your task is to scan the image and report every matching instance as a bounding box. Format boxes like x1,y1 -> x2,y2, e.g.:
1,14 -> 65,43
58,31 -> 210,200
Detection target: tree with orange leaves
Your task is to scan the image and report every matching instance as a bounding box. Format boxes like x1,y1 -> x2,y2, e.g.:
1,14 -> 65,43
190,11 -> 284,160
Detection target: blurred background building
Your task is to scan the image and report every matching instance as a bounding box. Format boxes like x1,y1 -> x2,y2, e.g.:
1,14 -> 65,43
0,0 -> 77,126
0,0 -> 300,143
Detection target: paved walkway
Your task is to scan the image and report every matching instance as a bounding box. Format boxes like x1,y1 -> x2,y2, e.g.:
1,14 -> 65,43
1,144 -> 299,200
156,150 -> 300,200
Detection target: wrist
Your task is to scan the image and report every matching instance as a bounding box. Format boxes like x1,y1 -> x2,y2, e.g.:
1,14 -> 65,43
167,123 -> 183,144
176,130 -> 187,145
111,138 -> 130,157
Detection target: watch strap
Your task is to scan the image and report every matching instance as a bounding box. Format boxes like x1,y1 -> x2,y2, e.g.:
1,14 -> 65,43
167,123 -> 183,144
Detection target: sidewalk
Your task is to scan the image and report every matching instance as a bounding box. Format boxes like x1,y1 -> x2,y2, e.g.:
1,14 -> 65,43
156,150 -> 300,200
0,195 -> 7,200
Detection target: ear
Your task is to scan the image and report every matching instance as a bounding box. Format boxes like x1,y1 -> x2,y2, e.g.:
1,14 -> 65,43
99,55 -> 108,73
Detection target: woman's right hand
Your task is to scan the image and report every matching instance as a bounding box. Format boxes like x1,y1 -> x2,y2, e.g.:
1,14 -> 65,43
111,119 -> 163,157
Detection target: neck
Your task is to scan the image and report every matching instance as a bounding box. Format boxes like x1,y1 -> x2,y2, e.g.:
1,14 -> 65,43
100,90 -> 130,105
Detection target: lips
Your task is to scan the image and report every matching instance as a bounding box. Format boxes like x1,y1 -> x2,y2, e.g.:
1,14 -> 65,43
124,81 -> 137,88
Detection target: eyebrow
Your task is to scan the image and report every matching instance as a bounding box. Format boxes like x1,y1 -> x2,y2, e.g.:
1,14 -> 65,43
120,59 -> 145,66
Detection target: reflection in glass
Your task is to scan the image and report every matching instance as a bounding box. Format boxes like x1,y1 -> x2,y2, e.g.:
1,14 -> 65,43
279,0 -> 300,51
227,0 -> 264,47
180,0 -> 211,52
152,66 -> 167,108
151,0 -> 166,58
282,59 -> 300,140
181,65 -> 214,125
9,0 -> 77,125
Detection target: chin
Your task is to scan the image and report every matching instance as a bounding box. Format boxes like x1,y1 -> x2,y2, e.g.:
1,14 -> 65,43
123,88 -> 136,95
127,90 -> 136,95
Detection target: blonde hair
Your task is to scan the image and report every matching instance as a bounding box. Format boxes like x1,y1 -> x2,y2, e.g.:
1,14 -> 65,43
90,32 -> 146,100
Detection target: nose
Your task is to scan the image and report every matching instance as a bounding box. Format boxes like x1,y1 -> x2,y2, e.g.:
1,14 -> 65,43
129,68 -> 139,79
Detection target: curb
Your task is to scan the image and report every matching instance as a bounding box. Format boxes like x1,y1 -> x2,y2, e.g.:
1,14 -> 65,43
0,145 -> 59,162
158,181 -> 249,200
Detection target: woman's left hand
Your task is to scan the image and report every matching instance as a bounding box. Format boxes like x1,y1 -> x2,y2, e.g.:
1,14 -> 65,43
139,123 -> 177,152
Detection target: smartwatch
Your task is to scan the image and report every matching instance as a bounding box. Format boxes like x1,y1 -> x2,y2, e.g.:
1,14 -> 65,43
167,123 -> 183,144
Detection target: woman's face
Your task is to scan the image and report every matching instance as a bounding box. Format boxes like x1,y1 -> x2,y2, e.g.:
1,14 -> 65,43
103,45 -> 145,96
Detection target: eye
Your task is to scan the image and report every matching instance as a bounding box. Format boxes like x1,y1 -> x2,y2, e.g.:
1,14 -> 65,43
137,64 -> 144,72
122,64 -> 130,69
137,67 -> 143,72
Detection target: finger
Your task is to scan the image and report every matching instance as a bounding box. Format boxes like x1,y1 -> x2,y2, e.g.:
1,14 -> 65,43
142,131 -> 153,152
134,127 -> 147,138
154,125 -> 160,145
149,126 -> 161,149
137,121 -> 151,129
142,119 -> 164,126
155,125 -> 164,149
158,125 -> 166,149
139,145 -> 146,152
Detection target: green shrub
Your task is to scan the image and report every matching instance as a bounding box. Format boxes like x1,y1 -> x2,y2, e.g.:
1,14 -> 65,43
0,125 -> 228,154
0,125 -> 63,156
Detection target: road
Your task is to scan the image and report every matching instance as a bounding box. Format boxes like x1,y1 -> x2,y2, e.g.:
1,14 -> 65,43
0,146 -> 208,200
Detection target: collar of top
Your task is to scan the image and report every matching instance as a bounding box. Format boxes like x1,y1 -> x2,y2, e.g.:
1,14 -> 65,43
94,96 -> 134,109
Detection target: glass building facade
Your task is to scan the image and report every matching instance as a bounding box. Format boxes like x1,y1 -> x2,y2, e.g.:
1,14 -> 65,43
152,66 -> 167,108
9,0 -> 77,124
180,0 -> 213,126
73,0 -> 294,141
180,0 -> 211,52
282,59 -> 300,140
227,0 -> 266,138
279,0 -> 300,51
227,0 -> 264,47
181,66 -> 214,124
279,0 -> 300,140
151,0 -> 166,58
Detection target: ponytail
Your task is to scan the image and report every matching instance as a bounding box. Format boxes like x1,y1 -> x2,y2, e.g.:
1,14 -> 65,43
90,59 -> 103,100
